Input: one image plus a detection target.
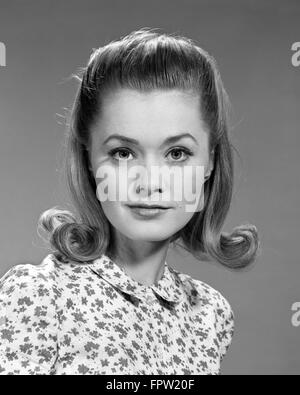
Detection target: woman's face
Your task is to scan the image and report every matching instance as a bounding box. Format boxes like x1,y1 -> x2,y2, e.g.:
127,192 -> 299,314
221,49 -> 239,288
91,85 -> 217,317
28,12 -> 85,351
89,88 -> 214,242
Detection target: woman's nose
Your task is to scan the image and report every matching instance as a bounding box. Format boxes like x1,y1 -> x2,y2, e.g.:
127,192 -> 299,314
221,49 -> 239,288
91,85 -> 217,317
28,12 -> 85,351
135,165 -> 163,196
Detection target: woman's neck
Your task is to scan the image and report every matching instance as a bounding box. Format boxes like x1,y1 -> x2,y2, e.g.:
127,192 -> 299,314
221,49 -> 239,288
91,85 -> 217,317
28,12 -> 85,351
108,233 -> 171,286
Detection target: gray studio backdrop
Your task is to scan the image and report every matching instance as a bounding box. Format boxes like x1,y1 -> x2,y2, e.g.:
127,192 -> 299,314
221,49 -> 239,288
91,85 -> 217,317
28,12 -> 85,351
0,0 -> 299,375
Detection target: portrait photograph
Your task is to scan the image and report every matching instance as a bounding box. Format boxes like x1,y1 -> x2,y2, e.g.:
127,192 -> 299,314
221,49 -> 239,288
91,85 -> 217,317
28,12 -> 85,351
0,0 -> 299,377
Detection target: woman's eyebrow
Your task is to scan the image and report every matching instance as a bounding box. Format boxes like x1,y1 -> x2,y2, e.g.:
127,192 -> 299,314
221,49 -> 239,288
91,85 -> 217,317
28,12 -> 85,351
102,133 -> 198,147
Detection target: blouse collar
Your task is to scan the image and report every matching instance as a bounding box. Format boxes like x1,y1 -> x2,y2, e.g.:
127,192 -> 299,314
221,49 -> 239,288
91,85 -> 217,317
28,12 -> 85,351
88,254 -> 185,305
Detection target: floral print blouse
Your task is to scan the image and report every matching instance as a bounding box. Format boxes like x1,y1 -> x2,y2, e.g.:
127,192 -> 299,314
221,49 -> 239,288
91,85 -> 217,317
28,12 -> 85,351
0,253 -> 235,375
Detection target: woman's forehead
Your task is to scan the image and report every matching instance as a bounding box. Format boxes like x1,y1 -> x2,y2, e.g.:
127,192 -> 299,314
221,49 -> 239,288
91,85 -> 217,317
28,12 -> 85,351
93,89 -> 208,142
100,88 -> 200,109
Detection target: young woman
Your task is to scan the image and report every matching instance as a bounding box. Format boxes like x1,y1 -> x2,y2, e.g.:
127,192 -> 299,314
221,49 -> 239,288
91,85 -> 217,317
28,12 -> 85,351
0,28 -> 260,375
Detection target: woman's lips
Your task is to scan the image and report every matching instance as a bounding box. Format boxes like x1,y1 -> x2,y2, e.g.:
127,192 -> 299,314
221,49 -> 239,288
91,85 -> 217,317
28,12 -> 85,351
126,205 -> 171,218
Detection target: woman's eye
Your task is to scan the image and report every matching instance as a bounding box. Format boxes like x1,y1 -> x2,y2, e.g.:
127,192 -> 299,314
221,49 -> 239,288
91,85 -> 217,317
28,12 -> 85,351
167,148 -> 193,162
109,148 -> 134,161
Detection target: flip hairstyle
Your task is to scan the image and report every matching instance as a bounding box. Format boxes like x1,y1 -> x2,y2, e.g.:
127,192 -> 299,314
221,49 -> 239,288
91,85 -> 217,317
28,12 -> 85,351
38,28 -> 260,269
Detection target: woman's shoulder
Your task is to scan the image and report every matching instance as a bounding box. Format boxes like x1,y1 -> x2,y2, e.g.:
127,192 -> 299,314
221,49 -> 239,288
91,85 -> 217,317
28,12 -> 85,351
171,267 -> 235,361
1,254 -> 57,286
0,256 -> 61,323
170,266 -> 234,317
0,253 -> 70,301
0,253 -> 94,303
1,251 -> 87,281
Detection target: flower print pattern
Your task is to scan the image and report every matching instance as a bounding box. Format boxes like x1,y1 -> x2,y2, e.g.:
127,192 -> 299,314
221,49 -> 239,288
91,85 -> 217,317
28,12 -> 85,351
0,253 -> 235,375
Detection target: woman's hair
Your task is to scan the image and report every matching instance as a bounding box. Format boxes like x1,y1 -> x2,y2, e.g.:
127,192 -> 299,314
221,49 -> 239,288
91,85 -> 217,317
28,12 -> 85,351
38,28 -> 261,269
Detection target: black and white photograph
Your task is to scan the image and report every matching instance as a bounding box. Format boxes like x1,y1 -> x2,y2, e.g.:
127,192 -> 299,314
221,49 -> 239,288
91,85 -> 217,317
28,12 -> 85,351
0,0 -> 299,377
